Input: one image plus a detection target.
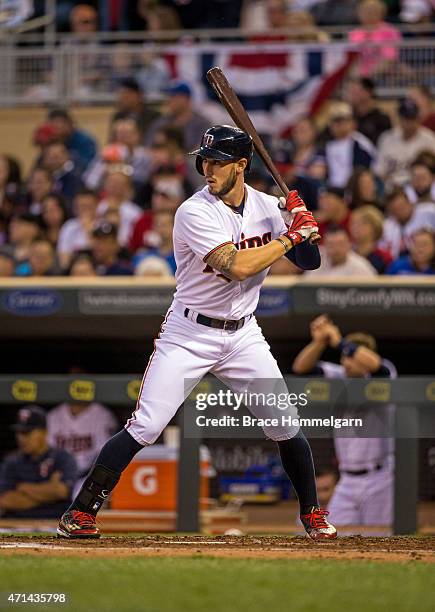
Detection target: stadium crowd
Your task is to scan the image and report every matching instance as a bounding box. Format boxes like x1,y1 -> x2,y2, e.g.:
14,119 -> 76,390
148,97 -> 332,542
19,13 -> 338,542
1,76 -> 435,278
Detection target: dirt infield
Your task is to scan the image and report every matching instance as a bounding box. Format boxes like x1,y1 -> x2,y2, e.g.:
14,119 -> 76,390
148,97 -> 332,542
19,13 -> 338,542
1,535 -> 434,563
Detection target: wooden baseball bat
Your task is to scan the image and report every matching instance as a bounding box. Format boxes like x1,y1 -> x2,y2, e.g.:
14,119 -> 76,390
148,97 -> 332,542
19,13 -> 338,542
206,66 -> 320,243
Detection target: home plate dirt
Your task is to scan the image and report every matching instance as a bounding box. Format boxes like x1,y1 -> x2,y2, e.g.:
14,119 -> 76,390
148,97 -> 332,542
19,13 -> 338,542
0,535 -> 434,562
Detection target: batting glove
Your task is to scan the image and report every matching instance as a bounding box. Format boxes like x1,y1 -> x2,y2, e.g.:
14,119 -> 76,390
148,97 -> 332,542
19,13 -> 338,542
278,190 -> 308,226
285,224 -> 319,247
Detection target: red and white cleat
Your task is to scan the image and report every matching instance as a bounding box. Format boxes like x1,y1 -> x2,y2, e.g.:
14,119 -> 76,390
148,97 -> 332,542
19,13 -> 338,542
57,510 -> 100,539
300,507 -> 337,541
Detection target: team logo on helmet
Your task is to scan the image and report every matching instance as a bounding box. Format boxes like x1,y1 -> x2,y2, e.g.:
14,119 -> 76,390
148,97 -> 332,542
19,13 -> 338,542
203,134 -> 214,146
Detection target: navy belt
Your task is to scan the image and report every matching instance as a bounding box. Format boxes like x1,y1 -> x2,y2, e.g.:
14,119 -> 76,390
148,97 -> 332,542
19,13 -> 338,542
343,464 -> 384,476
184,308 -> 250,331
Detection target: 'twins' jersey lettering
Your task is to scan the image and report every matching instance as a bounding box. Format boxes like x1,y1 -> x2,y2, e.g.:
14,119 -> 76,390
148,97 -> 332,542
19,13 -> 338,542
173,184 -> 287,320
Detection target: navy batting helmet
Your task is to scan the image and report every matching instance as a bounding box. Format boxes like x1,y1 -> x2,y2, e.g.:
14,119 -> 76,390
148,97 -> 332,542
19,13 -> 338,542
190,125 -> 253,175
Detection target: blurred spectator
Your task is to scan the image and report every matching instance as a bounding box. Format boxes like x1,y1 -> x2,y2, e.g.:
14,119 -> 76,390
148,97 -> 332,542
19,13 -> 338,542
9,213 -> 41,275
47,400 -> 118,496
85,118 -> 152,196
376,99 -> 435,188
47,108 -> 97,169
91,220 -> 133,276
97,170 -> 142,247
387,228 -> 435,275
42,142 -> 84,206
0,155 -> 22,219
404,159 -> 435,204
380,188 -> 435,258
316,187 -> 351,237
272,146 -> 321,211
349,205 -> 393,273
0,406 -> 77,519
133,210 -> 176,275
41,193 -> 69,248
349,0 -> 402,78
57,189 -> 99,270
0,0 -> 34,27
69,3 -> 98,37
26,239 -> 58,277
407,86 -> 435,133
286,10 -> 330,43
307,226 -> 377,276
135,51 -> 171,100
135,255 -> 174,277
145,81 -> 209,155
346,167 -> 381,209
315,468 -> 338,508
400,0 -> 433,24
158,0 -> 204,29
291,118 -> 326,180
129,166 -> 186,252
292,316 -> 395,527
143,3 -> 183,33
322,103 -> 376,189
111,78 -> 160,139
26,167 -> 54,215
67,251 -> 97,277
344,78 -> 392,145
0,247 -> 15,278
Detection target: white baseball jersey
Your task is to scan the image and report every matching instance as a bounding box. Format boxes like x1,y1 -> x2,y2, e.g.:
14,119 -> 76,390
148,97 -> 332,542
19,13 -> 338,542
47,403 -> 118,474
173,184 -> 286,319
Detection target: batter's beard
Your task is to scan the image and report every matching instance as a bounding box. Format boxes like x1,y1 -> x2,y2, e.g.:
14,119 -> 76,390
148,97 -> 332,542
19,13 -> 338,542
210,168 -> 238,198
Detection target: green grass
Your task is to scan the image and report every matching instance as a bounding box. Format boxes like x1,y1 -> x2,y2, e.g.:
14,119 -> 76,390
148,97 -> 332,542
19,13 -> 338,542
0,556 -> 433,612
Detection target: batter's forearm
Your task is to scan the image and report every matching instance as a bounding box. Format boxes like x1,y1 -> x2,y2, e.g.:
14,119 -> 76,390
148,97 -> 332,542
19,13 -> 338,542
206,235 -> 292,281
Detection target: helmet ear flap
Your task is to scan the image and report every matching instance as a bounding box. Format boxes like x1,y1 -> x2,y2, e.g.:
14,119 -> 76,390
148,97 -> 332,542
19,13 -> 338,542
196,155 -> 204,176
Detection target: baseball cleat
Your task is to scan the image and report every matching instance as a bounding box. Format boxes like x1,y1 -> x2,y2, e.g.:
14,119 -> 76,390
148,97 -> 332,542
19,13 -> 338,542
300,507 -> 337,541
57,510 -> 100,539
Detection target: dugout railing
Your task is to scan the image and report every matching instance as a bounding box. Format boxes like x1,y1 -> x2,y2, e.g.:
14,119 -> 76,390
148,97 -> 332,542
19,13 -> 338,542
0,374 -> 433,535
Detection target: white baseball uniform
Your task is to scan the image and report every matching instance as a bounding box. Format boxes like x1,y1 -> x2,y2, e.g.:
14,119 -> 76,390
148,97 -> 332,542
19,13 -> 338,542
125,184 -> 299,445
318,359 -> 396,526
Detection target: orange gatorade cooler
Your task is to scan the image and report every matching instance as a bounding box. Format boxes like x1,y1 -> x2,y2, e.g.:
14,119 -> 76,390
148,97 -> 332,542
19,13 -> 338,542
111,445 -> 211,510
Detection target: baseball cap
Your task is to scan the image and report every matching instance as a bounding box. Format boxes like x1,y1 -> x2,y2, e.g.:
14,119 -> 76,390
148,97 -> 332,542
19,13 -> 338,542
166,81 -> 192,97
12,405 -> 47,432
33,122 -> 60,146
398,98 -> 419,120
92,220 -> 118,238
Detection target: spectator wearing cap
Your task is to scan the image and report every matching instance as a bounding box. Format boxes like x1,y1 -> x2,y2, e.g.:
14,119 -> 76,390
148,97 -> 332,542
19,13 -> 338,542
376,99 -> 435,188
0,406 -> 77,519
316,187 -> 352,238
129,166 -> 186,253
85,118 -> 152,197
42,142 -> 84,207
307,226 -> 377,277
8,213 -> 41,275
379,188 -> 435,258
57,190 -> 99,269
404,159 -> 435,205
97,170 -> 142,247
407,86 -> 435,133
91,220 -> 133,276
47,108 -> 97,169
387,229 -> 435,275
0,247 -> 15,277
349,205 -> 392,274
344,78 -> 392,145
322,102 -> 376,189
111,78 -> 160,139
348,0 -> 401,78
145,81 -> 210,155
26,167 -> 54,216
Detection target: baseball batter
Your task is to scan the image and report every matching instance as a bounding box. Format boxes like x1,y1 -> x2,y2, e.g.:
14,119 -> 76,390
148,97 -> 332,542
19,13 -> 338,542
57,125 -> 337,540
